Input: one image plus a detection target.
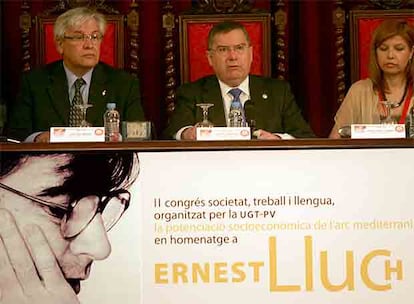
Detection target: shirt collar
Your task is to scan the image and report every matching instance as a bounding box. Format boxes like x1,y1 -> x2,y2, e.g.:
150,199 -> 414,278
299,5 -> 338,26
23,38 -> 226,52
63,63 -> 94,88
218,76 -> 250,97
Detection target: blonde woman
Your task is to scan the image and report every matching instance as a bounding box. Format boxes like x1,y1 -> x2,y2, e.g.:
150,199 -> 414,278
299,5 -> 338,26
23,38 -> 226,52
330,19 -> 414,138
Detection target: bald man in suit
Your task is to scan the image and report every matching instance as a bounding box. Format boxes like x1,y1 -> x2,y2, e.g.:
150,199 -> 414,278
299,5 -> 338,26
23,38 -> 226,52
163,21 -> 313,140
6,7 -> 144,142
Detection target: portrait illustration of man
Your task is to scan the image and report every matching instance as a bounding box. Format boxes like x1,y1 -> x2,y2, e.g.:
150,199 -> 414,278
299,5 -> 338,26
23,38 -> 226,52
0,151 -> 140,303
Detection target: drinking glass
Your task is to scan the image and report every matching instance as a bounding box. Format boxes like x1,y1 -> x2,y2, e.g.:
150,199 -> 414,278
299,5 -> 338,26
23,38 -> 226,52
75,103 -> 93,127
195,103 -> 214,127
379,100 -> 397,124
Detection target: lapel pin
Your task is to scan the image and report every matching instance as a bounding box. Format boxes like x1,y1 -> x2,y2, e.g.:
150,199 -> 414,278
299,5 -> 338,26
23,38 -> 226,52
262,93 -> 268,100
102,90 -> 106,96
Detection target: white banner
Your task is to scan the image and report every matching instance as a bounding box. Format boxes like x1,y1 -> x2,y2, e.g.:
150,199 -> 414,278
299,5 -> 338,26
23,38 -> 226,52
80,148 -> 414,303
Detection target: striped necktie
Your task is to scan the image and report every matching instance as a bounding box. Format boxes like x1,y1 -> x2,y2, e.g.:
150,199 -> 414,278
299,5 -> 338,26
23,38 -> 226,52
69,78 -> 86,127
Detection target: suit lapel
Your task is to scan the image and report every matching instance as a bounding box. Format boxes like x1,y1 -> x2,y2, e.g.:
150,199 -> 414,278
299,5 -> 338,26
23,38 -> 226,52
249,76 -> 270,129
201,77 -> 226,126
47,62 -> 70,125
249,76 -> 267,108
45,62 -> 109,127
88,64 -> 109,125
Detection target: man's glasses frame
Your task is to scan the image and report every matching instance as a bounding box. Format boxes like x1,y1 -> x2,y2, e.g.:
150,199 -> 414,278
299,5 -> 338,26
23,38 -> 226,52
209,43 -> 250,56
0,182 -> 130,238
63,32 -> 104,43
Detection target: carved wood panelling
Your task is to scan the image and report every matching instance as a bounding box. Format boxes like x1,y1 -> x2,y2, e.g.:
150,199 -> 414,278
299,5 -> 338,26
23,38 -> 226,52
162,1 -> 177,116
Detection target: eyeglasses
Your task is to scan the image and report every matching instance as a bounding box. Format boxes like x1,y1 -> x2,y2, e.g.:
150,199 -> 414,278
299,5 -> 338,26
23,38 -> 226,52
0,182 -> 130,238
63,33 -> 103,43
209,44 -> 250,56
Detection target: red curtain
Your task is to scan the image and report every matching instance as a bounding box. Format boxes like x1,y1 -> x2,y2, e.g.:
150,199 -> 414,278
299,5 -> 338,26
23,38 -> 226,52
288,1 -> 338,137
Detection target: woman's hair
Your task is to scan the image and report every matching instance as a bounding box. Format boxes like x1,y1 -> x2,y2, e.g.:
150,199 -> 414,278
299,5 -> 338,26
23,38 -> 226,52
368,19 -> 414,92
54,6 -> 107,40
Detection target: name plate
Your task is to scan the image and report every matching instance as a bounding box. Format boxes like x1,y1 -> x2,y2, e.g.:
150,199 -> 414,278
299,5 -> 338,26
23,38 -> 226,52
351,124 -> 406,139
196,127 -> 251,141
50,127 -> 105,142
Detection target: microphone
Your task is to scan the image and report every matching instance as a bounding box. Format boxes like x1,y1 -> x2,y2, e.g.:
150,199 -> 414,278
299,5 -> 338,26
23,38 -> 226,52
243,99 -> 256,130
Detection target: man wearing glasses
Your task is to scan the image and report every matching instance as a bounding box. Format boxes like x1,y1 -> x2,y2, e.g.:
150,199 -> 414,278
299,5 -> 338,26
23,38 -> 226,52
6,7 -> 145,142
163,21 -> 314,140
0,151 -> 138,303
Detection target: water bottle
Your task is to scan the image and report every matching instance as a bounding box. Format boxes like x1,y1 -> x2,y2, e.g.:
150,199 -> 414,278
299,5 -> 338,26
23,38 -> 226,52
104,102 -> 121,142
408,107 -> 414,138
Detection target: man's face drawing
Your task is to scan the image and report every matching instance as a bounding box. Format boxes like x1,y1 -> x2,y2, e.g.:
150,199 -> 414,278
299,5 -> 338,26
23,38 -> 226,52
0,155 -> 112,294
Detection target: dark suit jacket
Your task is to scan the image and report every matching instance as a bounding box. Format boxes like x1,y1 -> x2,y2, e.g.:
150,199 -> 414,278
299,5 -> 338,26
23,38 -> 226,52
163,75 -> 314,139
6,61 -> 145,141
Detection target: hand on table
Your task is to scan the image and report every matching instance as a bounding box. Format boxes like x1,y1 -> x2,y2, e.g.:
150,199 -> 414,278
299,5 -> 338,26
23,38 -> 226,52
254,129 -> 282,140
34,132 -> 50,143
181,126 -> 197,140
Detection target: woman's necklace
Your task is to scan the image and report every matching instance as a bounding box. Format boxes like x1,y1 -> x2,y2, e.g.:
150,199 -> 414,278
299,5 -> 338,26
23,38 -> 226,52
383,81 -> 409,108
378,80 -> 413,124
